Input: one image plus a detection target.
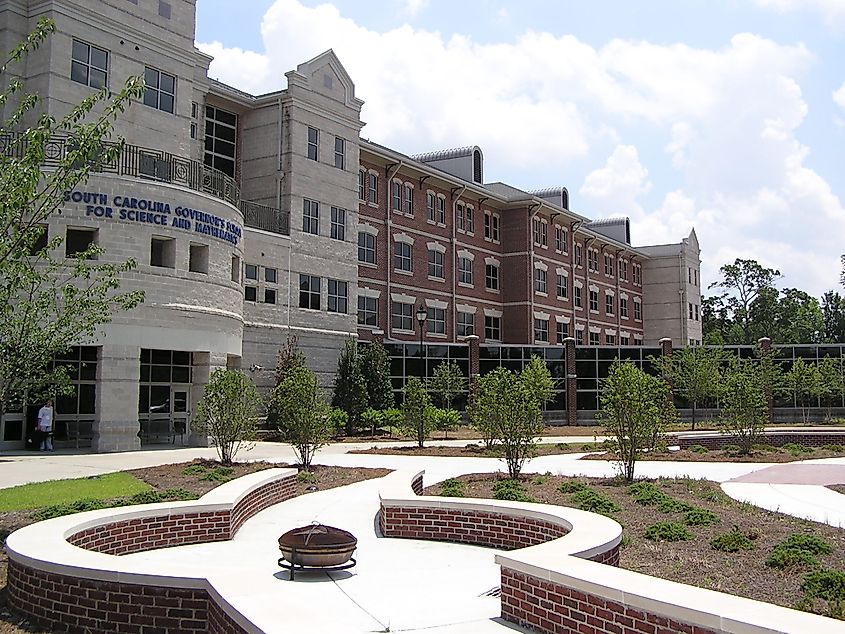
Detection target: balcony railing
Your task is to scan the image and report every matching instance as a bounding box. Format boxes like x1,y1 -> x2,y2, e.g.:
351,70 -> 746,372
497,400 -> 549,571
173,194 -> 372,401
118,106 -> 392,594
240,200 -> 290,236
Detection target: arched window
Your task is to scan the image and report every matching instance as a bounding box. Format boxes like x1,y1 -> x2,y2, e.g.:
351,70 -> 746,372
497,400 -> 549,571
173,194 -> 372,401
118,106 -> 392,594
561,188 -> 569,210
473,149 -> 482,183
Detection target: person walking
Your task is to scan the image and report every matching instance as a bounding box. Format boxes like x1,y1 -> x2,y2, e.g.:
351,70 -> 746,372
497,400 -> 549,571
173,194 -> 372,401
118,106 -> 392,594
38,399 -> 54,451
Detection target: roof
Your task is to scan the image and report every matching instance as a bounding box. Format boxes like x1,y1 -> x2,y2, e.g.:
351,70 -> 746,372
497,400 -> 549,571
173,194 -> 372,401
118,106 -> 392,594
587,217 -> 628,227
411,146 -> 477,163
529,187 -> 568,198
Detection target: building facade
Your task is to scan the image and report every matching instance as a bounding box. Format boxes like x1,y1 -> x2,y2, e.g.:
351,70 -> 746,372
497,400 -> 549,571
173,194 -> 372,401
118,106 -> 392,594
0,0 -> 700,451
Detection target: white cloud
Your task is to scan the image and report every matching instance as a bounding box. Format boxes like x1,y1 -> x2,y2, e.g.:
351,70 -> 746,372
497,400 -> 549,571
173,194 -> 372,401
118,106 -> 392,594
835,81 -> 845,109
751,0 -> 845,29
197,0 -> 844,296
401,0 -> 429,18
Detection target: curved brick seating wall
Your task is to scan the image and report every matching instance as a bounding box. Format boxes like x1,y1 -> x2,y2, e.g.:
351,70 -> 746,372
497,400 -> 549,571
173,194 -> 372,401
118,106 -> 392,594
5,468 -> 298,634
675,431 -> 845,450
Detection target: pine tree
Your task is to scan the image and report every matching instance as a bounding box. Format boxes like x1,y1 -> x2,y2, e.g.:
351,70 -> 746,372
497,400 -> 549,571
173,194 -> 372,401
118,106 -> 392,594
332,339 -> 368,434
360,339 -> 394,410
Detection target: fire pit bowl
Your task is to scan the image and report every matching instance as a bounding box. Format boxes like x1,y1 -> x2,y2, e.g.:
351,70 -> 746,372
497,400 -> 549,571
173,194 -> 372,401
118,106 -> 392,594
277,523 -> 357,579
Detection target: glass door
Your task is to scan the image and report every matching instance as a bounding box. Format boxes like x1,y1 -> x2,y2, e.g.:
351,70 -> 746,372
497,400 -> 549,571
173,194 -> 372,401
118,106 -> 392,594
171,387 -> 189,443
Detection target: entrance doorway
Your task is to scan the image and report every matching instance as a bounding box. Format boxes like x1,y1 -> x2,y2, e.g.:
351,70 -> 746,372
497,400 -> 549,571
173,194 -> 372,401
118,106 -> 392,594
138,349 -> 193,445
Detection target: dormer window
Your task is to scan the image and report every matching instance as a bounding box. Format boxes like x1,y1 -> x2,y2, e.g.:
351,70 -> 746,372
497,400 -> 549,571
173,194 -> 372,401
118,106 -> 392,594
473,149 -> 482,183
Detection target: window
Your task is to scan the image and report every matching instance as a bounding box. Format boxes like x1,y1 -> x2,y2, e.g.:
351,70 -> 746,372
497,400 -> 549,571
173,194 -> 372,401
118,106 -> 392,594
245,264 -> 258,281
426,193 -> 435,222
634,300 -> 642,321
299,274 -> 321,310
606,294 -> 614,315
403,184 -> 413,215
265,267 -> 277,283
190,123 -> 196,139
465,206 -> 474,233
556,321 -> 569,344
328,279 -> 348,314
556,274 -> 568,299
158,0 -> 171,18
620,260 -> 628,281
620,297 -> 629,318
621,336 -> 630,346
588,249 -> 598,272
368,172 -> 378,204
604,254 -> 613,276
457,312 -> 474,337
330,207 -> 346,241
633,264 -> 642,285
392,181 -> 402,211
574,285 -> 582,308
358,170 -> 365,200
689,302 -> 694,319
358,231 -> 376,264
150,236 -> 175,268
606,334 -> 615,345
555,226 -> 568,253
574,244 -> 582,266
532,218 -> 547,246
71,40 -> 108,89
589,290 -> 599,312
458,257 -> 473,285
302,199 -> 319,235
486,264 -> 499,291
575,329 -> 584,345
204,105 -> 237,177
245,286 -> 257,302
189,244 -> 208,274
30,225 -> 48,255
694,304 -> 699,321
436,196 -> 446,224
688,267 -> 692,284
264,289 -> 276,304
484,212 -> 492,239
428,249 -> 444,279
534,318 -> 549,342
589,331 -> 600,346
334,137 -> 345,169
231,255 -> 240,283
456,202 -> 465,231
392,301 -> 413,331
427,307 -> 446,335
143,67 -> 175,114
534,268 -> 547,294
491,213 -> 500,241
358,296 -> 378,326
394,242 -> 412,272
485,315 -> 501,341
191,101 -> 198,118
307,127 -> 319,161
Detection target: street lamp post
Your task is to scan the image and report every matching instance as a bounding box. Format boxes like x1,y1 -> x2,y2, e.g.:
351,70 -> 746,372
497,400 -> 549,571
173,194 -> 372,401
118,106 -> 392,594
416,304 -> 428,364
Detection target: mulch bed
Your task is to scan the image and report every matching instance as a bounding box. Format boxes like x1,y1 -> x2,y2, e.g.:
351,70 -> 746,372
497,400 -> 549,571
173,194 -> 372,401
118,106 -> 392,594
423,472 -> 845,614
582,447 -> 845,463
0,460 -> 389,634
350,441 -> 603,458
827,485 -> 845,495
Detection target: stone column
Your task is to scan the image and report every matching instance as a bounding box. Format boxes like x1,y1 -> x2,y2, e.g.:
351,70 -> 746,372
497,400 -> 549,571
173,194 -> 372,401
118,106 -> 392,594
93,344 -> 141,453
564,336 -> 577,426
189,351 -> 229,447
758,337 -> 774,424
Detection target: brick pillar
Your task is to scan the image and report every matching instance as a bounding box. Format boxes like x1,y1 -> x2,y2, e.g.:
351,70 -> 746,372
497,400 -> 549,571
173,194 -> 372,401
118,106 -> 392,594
758,337 -> 774,424
466,335 -> 480,380
564,336 -> 577,426
372,329 -> 385,344
659,337 -> 674,389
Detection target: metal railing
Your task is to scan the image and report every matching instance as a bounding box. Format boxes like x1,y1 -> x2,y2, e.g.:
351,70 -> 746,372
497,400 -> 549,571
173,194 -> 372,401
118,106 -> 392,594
240,200 -> 290,236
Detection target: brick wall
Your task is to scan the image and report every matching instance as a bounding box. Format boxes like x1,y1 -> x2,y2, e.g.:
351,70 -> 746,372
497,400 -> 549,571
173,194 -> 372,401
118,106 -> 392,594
500,569 -> 716,634
7,472 -> 297,633
675,432 -> 845,450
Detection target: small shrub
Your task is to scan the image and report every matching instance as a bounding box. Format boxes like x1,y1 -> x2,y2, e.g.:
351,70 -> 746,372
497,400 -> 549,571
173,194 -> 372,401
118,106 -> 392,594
531,475 -> 547,485
711,526 -> 755,552
31,498 -> 108,521
571,489 -> 621,515
328,408 -> 349,436
688,444 -> 709,454
721,444 -> 741,454
628,481 -> 665,505
439,478 -> 465,497
802,569 -> 845,602
643,522 -> 694,542
492,479 -> 535,503
766,548 -> 820,570
684,508 -> 720,526
657,497 -> 695,513
781,442 -> 813,455
160,488 -> 198,501
200,466 -> 235,482
559,481 -> 588,494
128,490 -> 166,505
296,470 -> 317,484
620,534 -> 632,549
779,534 -> 833,556
822,444 -> 845,453
182,464 -> 208,476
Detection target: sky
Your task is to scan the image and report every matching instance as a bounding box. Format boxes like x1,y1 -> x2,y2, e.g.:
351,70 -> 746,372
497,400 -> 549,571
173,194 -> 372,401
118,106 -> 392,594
194,0 -> 845,298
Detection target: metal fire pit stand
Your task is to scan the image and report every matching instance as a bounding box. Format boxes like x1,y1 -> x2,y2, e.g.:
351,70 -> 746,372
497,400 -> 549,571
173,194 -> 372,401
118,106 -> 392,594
278,550 -> 357,581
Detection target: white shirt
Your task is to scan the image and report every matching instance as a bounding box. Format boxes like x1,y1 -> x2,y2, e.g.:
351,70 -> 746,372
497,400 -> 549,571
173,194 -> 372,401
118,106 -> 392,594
38,406 -> 53,431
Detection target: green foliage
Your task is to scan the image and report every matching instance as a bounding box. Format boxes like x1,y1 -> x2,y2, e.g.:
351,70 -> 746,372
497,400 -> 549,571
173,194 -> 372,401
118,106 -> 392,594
199,466 -> 234,482
359,340 -> 394,411
643,522 -> 694,542
628,482 -> 693,513
801,569 -> 845,603
192,369 -> 261,465
430,361 -> 466,412
0,19 -> 146,419
822,444 -> 845,452
684,508 -> 720,526
559,481 -> 588,494
31,498 -> 109,520
597,360 -> 674,482
721,444 -> 741,454
432,407 -> 461,437
272,336 -> 306,392
439,478 -> 465,497
270,364 -> 332,469
328,408 -> 348,436
361,408 -> 383,436
128,488 -> 197,504
182,465 -> 207,476
381,407 -> 404,430
332,339 -> 368,434
781,442 -> 813,456
710,526 -> 756,552
689,444 -> 709,454
296,470 -> 317,484
467,380 -> 496,450
705,258 -> 781,344
784,358 -> 822,425
492,479 -> 535,503
766,534 -> 832,570
719,358 -> 768,454
817,355 -> 844,422
652,346 -> 723,430
521,355 -> 556,407
570,489 -> 621,515
401,377 -> 434,447
779,534 -> 832,556
31,487 -> 198,520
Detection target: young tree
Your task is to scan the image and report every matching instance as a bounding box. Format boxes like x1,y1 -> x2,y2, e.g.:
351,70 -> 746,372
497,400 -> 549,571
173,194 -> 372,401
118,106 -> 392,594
332,339 -> 368,435
270,365 -> 332,470
359,339 -> 394,410
596,360 -> 673,482
0,19 -> 146,421
467,379 -> 496,450
783,357 -> 821,424
521,355 -> 555,410
429,361 -> 465,438
266,335 -> 306,426
652,346 -> 723,430
401,376 -> 434,447
193,369 -> 261,465
817,356 -> 844,422
719,359 -> 767,454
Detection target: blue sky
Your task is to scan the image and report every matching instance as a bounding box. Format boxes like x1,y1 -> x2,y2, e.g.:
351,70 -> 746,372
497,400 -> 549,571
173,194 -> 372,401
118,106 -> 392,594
195,0 -> 845,297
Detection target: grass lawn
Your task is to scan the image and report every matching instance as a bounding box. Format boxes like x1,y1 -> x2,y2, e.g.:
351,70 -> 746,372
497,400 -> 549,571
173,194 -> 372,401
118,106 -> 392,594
0,472 -> 151,512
